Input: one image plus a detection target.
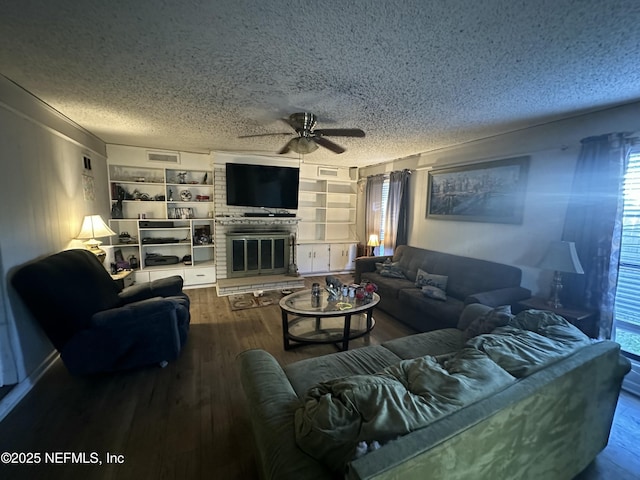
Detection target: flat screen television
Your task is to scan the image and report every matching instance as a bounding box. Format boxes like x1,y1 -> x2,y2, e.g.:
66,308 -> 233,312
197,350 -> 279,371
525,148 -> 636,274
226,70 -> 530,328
226,163 -> 300,210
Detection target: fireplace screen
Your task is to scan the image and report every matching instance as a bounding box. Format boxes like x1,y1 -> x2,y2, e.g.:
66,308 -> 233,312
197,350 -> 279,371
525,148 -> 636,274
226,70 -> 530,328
227,233 -> 289,278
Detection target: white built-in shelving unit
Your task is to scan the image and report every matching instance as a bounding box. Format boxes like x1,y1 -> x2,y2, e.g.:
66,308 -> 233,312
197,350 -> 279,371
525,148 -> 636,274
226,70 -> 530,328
106,146 -> 216,287
296,165 -> 358,274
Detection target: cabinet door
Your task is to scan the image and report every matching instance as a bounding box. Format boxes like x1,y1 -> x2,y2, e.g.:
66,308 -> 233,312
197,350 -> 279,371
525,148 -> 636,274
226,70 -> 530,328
297,244 -> 330,274
329,243 -> 348,271
329,243 -> 357,272
297,244 -> 315,274
313,244 -> 330,273
345,243 -> 357,271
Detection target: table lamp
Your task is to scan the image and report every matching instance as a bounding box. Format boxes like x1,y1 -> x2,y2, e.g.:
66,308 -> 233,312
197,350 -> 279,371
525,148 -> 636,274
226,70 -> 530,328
77,214 -> 116,264
367,234 -> 380,256
538,240 -> 584,308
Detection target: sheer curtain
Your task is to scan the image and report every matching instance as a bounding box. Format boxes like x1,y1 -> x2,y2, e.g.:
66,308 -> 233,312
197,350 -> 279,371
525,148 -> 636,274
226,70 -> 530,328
365,174 -> 384,253
383,169 -> 411,252
562,133 -> 630,339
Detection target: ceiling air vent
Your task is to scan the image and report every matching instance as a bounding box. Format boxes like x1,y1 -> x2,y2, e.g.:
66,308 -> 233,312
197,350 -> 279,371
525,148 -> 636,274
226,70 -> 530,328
317,167 -> 338,177
147,150 -> 180,164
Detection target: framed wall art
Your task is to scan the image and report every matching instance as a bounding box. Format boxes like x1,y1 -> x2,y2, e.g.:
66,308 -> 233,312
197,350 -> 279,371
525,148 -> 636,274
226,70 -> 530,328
426,156 -> 530,224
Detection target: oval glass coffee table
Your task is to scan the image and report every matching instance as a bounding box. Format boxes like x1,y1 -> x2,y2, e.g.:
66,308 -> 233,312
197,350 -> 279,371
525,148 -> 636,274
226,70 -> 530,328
279,290 -> 379,351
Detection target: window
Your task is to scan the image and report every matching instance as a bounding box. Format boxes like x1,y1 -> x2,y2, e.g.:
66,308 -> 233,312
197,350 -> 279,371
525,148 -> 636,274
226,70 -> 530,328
378,178 -> 390,255
614,149 -> 640,395
615,150 -> 640,359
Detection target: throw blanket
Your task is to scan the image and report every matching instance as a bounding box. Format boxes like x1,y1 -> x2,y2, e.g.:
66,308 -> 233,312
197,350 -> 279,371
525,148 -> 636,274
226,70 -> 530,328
295,310 -> 591,472
295,348 -> 515,471
467,310 -> 592,377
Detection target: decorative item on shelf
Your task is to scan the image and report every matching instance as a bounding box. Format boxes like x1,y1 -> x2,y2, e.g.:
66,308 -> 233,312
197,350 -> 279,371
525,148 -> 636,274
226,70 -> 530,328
168,207 -> 194,219
180,190 -> 192,201
195,194 -> 210,201
177,172 -> 188,184
132,189 -> 152,201
76,215 -> 117,264
128,254 -> 139,269
168,188 -> 173,201
111,200 -> 123,219
202,172 -> 208,184
367,234 -> 380,256
118,231 -> 137,244
193,225 -> 212,245
537,240 -> 584,309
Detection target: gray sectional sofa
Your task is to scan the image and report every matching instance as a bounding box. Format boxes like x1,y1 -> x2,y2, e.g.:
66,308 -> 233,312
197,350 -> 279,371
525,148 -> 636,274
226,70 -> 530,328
239,304 -> 631,480
355,245 -> 531,332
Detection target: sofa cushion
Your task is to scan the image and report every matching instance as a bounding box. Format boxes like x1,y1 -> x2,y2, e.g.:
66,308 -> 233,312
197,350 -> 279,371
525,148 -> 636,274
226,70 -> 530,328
415,269 -> 448,290
463,305 -> 513,340
378,262 -> 406,278
422,285 -> 447,301
375,258 -> 392,273
382,329 -> 464,359
284,345 -> 403,396
398,288 -> 465,329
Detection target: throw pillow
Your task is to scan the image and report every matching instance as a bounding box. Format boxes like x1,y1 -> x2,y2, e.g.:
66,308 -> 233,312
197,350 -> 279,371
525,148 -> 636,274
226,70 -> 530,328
415,268 -> 448,291
375,258 -> 392,273
379,262 -> 406,279
421,285 -> 447,301
464,305 -> 513,340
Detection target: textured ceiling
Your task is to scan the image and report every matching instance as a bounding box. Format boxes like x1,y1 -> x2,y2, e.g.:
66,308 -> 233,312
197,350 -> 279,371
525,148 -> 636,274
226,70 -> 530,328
1,0 -> 640,166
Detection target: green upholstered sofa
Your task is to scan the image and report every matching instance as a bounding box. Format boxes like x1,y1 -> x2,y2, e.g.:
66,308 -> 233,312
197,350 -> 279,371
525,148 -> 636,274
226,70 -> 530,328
355,245 -> 531,332
239,304 -> 630,480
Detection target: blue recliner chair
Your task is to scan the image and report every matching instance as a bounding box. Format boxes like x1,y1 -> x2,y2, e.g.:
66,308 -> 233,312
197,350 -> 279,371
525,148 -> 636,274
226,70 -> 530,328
11,249 -> 190,375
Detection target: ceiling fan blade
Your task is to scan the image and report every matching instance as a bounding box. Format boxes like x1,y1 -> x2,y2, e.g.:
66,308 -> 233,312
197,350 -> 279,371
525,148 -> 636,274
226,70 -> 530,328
313,136 -> 346,154
278,138 -> 296,154
314,128 -> 365,138
238,132 -> 292,138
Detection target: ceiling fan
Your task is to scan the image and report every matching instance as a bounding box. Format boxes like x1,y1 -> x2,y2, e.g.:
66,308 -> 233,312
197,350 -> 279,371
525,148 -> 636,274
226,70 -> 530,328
240,112 -> 365,155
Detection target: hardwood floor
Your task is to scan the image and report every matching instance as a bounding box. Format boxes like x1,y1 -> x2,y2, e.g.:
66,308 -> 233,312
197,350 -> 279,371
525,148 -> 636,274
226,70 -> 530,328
0,281 -> 638,479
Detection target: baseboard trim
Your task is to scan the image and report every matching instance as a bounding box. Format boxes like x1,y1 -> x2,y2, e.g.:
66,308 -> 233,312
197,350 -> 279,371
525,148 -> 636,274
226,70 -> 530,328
0,351 -> 59,422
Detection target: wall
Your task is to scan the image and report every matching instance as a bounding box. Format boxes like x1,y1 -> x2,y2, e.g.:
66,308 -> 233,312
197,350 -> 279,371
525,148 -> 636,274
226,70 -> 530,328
358,102 -> 640,296
0,76 -> 108,390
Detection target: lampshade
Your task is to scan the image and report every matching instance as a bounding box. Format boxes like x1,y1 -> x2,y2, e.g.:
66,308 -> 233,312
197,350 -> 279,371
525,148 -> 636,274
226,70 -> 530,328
77,215 -> 116,243
367,234 -> 380,247
290,137 -> 319,154
538,241 -> 584,274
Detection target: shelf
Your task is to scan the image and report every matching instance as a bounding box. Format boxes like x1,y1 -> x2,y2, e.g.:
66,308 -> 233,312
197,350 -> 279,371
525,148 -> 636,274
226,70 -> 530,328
215,217 -> 300,226
141,263 -> 186,272
112,180 -> 165,185
141,241 -> 191,247
139,227 -> 191,231
166,183 -> 212,187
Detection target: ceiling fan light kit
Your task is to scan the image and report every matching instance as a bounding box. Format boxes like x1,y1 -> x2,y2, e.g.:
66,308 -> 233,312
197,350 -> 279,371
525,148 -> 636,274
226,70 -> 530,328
289,137 -> 319,154
242,112 -> 365,155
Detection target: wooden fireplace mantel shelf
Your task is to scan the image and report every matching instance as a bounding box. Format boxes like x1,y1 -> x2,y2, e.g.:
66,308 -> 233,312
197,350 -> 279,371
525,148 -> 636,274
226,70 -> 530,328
215,217 -> 301,226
